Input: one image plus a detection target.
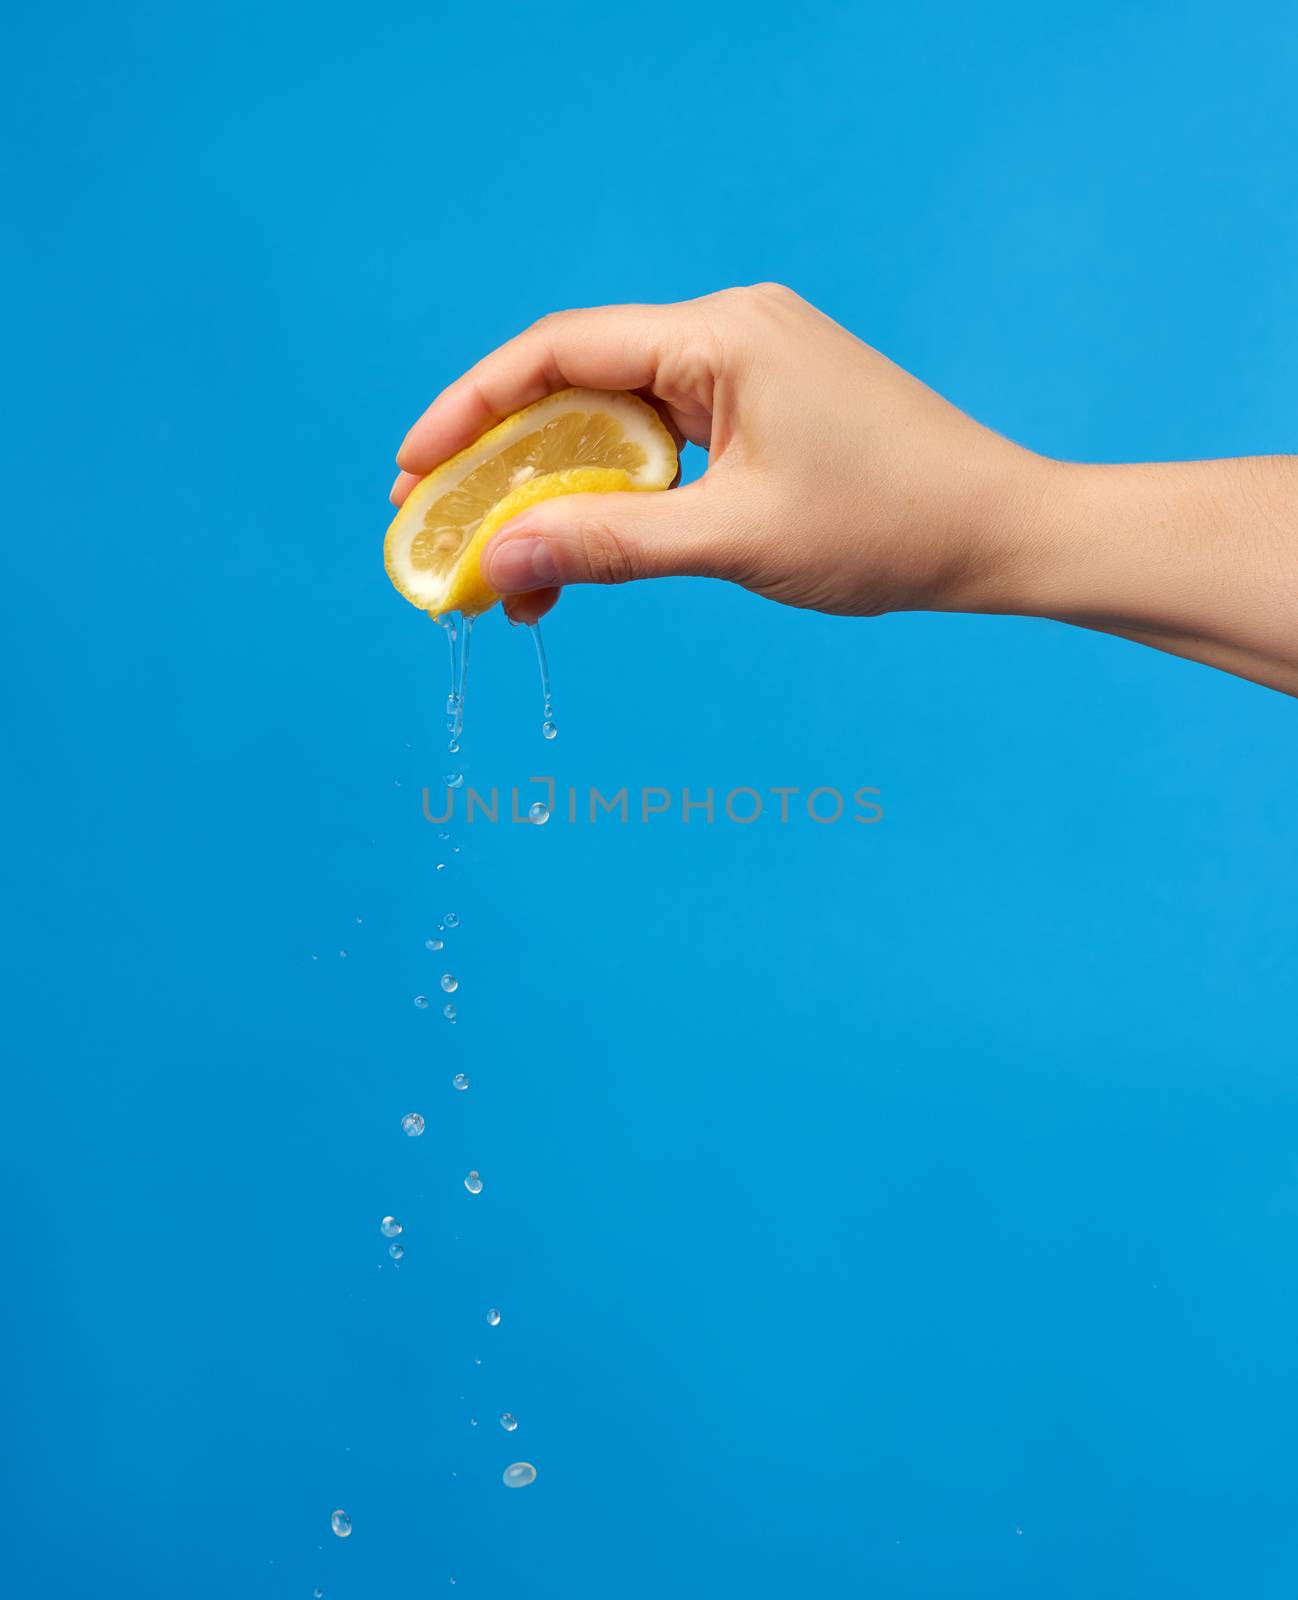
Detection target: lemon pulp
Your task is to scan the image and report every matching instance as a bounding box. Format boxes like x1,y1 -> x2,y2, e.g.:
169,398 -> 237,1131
384,387 -> 678,617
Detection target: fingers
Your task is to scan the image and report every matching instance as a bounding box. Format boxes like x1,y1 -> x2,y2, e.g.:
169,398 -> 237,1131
503,588 -> 560,625
390,470 -> 420,507
396,303 -> 684,475
482,483 -> 732,594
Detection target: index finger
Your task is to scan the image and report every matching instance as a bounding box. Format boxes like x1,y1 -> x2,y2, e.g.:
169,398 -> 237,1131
395,303 -> 673,475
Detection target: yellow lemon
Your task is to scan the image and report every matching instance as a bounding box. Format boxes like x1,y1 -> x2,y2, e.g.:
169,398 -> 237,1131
384,387 -> 678,617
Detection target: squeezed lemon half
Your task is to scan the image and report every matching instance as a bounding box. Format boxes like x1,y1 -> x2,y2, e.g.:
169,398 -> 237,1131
384,387 -> 678,618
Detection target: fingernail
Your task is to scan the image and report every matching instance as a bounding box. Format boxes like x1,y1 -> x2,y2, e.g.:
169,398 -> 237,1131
488,537 -> 558,592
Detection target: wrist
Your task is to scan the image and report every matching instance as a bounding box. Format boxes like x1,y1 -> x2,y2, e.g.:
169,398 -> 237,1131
925,444 -> 1065,618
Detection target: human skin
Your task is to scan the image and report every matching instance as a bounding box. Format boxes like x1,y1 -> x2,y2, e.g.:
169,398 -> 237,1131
391,284 -> 1298,698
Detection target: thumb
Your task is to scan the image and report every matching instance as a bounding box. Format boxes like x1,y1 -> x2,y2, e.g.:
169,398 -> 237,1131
482,483 -> 728,594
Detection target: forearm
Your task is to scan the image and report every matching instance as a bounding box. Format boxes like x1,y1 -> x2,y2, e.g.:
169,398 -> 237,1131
994,456 -> 1298,696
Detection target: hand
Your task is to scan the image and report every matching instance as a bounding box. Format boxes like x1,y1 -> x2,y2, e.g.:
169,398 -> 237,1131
391,284 -> 1050,626
392,286 -> 1298,696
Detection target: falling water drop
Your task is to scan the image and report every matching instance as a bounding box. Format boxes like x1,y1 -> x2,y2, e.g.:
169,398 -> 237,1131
426,937 -> 443,951
486,1307 -> 501,1326
464,1170 -> 483,1195
529,623 -> 557,740
445,773 -> 464,789
528,801 -> 550,826
444,912 -> 460,929
503,1463 -> 537,1489
389,1242 -> 405,1260
499,1413 -> 518,1432
414,994 -> 429,1009
453,1073 -> 469,1091
443,1003 -> 457,1022
448,739 -> 460,754
449,615 -> 475,740
330,1510 -> 352,1538
441,974 -> 458,993
437,615 -> 458,718
400,1113 -> 425,1138
380,1216 -> 402,1238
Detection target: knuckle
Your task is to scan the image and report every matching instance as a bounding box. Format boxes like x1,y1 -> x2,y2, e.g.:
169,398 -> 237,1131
661,320 -> 724,395
527,308 -> 569,333
750,280 -> 798,302
577,518 -> 638,585
708,283 -> 802,342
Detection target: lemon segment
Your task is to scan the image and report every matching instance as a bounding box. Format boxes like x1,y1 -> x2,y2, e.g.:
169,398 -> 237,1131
434,467 -> 638,616
384,387 -> 678,617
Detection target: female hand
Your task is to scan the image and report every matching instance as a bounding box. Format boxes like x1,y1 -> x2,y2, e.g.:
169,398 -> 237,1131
392,285 -> 1298,695
391,284 -> 1048,626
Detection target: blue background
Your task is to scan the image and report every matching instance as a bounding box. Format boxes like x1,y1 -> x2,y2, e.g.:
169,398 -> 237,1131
5,2 -> 1298,1595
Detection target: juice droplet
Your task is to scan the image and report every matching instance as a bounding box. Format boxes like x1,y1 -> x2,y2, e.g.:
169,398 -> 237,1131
529,623 -> 556,741
400,1112 -> 425,1137
448,614 -> 475,740
443,1003 -> 457,1022
499,1413 -> 518,1432
388,1242 -> 405,1260
486,1307 -> 501,1326
464,1170 -> 483,1195
380,1216 -> 402,1238
453,1073 -> 469,1091
330,1510 -> 352,1537
441,974 -> 458,993
414,994 -> 429,1009
444,912 -> 460,929
528,801 -> 550,826
426,938 -> 443,951
437,616 -> 458,714
503,1462 -> 536,1489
